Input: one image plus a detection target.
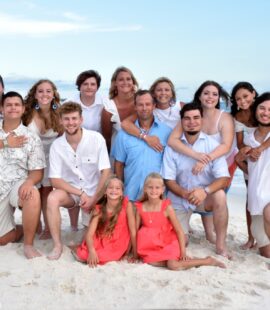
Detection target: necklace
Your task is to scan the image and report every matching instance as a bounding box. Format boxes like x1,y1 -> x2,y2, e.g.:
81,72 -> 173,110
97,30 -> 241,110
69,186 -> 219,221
148,212 -> 153,224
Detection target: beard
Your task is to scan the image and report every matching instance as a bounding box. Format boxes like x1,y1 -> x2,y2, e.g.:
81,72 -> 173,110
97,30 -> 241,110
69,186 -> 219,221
257,121 -> 270,127
186,131 -> 200,135
65,127 -> 81,136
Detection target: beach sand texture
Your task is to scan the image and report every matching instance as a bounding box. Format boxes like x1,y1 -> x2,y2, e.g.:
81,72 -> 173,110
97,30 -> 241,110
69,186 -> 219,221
0,181 -> 270,309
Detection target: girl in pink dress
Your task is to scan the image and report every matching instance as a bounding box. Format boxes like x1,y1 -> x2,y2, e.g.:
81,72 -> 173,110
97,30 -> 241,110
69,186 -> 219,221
135,173 -> 225,270
75,176 -> 136,267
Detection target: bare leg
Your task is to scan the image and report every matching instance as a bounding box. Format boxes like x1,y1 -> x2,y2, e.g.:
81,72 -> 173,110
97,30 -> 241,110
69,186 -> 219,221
167,256 -> 226,270
148,261 -> 167,267
259,245 -> 270,258
201,215 -> 215,244
39,186 -> 53,240
263,204 -> 270,238
0,225 -> 23,245
68,207 -> 80,231
46,190 -> 75,260
21,189 -> 42,259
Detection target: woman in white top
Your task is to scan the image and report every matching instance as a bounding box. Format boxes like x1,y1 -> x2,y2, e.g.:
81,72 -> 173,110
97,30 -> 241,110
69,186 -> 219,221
65,70 -> 107,132
23,79 -> 62,239
168,80 -> 237,244
0,75 -> 4,121
101,66 -> 139,152
121,77 -> 183,151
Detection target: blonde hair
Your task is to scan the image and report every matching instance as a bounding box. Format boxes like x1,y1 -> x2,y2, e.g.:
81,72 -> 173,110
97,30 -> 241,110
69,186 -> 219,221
93,175 -> 124,237
109,66 -> 138,99
23,79 -> 62,133
149,77 -> 176,105
139,172 -> 165,202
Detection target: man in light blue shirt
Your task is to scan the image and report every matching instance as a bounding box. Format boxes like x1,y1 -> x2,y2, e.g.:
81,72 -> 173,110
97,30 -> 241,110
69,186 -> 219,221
111,90 -> 171,201
161,102 -> 230,258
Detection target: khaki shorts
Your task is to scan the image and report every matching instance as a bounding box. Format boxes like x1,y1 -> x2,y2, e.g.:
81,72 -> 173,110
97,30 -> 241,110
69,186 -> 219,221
251,215 -> 270,248
175,209 -> 193,234
0,180 -> 25,237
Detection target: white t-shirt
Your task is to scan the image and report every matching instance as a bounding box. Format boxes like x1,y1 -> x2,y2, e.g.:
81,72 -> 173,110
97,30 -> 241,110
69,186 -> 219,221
49,128 -> 111,196
64,92 -> 108,132
153,103 -> 181,129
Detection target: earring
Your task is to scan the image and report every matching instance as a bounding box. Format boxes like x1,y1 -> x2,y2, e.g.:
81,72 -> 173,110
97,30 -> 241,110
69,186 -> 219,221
237,106 -> 240,111
34,103 -> 40,110
52,102 -> 58,110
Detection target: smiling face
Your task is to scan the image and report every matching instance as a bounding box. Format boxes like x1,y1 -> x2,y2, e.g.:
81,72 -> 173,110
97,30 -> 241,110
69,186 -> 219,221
35,82 -> 54,108
199,85 -> 219,109
144,178 -> 164,200
235,88 -> 256,111
256,100 -> 270,127
135,93 -> 155,121
114,71 -> 135,95
105,178 -> 123,201
2,96 -> 25,121
153,82 -> 173,107
181,109 -> 202,135
79,77 -> 98,99
60,111 -> 83,136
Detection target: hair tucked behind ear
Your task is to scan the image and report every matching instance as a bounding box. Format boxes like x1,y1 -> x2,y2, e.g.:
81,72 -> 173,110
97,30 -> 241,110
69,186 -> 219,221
139,172 -> 165,202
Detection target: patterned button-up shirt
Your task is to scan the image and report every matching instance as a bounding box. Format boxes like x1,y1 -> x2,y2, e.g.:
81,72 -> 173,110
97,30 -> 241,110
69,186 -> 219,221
0,121 -> 46,202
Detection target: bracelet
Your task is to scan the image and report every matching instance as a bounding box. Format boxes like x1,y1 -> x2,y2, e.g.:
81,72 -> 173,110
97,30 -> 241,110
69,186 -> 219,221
139,132 -> 144,139
142,134 -> 147,140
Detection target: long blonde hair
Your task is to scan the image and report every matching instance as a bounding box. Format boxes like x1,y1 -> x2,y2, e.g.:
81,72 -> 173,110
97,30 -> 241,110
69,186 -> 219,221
23,79 -> 62,133
139,173 -> 165,202
109,66 -> 138,99
94,175 -> 124,237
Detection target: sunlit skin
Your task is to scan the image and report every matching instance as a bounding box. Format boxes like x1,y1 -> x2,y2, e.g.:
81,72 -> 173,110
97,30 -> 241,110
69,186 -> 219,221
105,179 -> 123,203
135,94 -> 155,122
199,85 -> 219,109
80,77 -> 98,102
115,71 -> 134,95
154,82 -> 173,108
144,179 -> 165,201
2,97 -> 25,121
60,112 -> 83,136
181,110 -> 203,136
235,88 -> 256,111
35,82 -> 54,109
255,100 -> 270,126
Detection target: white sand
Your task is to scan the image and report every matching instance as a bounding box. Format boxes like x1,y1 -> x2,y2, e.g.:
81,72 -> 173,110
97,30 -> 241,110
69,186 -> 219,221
1,182 -> 270,309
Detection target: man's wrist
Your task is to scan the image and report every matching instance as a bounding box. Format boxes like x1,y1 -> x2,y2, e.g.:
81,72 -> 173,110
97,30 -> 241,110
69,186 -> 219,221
203,186 -> 211,195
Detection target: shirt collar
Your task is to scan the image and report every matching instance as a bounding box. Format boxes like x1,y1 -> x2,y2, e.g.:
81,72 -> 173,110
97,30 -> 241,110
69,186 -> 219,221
135,116 -> 160,130
180,131 -> 206,144
0,120 -> 25,135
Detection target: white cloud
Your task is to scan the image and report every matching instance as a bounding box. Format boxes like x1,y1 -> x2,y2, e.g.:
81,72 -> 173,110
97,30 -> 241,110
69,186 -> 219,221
62,12 -> 86,22
0,13 -> 142,37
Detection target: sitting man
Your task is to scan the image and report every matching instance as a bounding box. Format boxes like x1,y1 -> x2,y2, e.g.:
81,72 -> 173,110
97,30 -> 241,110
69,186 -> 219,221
111,89 -> 171,201
0,91 -> 45,258
47,102 -> 111,260
161,102 -> 230,258
236,92 -> 270,258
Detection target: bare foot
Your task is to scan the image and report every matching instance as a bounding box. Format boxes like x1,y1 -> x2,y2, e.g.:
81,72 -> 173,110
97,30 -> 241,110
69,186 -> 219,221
39,230 -> 52,240
24,245 -> 42,259
70,248 -> 87,264
71,226 -> 78,232
240,239 -> 255,250
216,249 -> 233,260
207,256 -> 226,269
47,245 -> 63,260
206,234 -> 216,244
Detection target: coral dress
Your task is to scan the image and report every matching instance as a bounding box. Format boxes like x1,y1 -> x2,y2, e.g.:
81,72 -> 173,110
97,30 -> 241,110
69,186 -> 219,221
76,197 -> 130,264
135,199 -> 180,263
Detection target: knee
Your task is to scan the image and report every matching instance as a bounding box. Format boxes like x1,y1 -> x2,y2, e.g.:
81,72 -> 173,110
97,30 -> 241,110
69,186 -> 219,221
167,260 -> 179,271
0,229 -> 16,246
263,205 -> 270,223
47,191 -> 61,210
212,190 -> 227,210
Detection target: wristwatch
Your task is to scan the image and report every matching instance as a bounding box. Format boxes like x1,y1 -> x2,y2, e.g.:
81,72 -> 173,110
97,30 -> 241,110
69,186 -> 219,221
204,186 -> 210,195
2,137 -> 8,148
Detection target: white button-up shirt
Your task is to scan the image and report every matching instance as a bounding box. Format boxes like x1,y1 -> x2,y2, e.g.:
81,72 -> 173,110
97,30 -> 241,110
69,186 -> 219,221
161,132 -> 229,211
0,121 -> 46,202
49,128 -> 110,195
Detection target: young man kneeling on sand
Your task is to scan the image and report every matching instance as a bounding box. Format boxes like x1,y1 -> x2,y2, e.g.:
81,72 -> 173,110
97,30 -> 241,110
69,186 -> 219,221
0,91 -> 46,258
236,93 -> 270,258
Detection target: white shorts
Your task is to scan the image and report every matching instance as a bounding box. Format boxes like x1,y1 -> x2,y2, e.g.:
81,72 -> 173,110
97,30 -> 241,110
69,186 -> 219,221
0,180 -> 25,237
175,209 -> 193,234
251,215 -> 270,248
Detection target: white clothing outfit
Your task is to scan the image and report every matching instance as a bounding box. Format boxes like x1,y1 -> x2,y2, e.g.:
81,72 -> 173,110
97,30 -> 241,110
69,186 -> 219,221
244,131 -> 270,215
49,128 -> 111,225
28,120 -> 58,186
103,98 -> 121,144
161,132 -> 229,211
0,121 -> 46,203
64,92 -> 108,132
153,103 -> 181,129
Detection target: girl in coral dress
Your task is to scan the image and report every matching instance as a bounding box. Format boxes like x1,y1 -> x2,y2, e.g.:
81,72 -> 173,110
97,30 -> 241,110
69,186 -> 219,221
74,175 -> 136,267
135,173 -> 225,270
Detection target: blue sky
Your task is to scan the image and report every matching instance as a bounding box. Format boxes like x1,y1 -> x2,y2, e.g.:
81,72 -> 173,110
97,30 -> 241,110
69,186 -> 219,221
1,0 -> 270,100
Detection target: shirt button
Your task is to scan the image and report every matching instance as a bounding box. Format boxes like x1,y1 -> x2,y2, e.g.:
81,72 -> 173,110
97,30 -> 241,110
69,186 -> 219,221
75,166 -> 78,168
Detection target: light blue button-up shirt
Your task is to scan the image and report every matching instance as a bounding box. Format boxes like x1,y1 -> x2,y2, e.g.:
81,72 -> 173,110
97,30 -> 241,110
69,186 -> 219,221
111,118 -> 171,201
161,132 -> 229,211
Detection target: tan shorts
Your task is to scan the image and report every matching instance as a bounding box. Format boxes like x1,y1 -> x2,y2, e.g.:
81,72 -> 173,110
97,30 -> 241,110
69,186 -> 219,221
251,215 -> 270,248
0,180 -> 25,237
175,209 -> 193,234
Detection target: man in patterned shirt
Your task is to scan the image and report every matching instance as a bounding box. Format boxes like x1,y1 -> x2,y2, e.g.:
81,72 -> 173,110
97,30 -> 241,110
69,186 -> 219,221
0,91 -> 46,258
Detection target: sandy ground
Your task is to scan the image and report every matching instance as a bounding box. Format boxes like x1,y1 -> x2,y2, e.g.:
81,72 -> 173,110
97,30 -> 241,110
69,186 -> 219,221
0,180 -> 270,310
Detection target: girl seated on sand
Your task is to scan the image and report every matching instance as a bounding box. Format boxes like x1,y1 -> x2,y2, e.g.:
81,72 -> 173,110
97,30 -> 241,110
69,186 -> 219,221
72,175 -> 137,267
135,173 -> 226,270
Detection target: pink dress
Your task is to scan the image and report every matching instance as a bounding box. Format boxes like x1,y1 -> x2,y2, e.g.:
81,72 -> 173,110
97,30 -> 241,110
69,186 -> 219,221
135,199 -> 180,263
76,197 -> 130,264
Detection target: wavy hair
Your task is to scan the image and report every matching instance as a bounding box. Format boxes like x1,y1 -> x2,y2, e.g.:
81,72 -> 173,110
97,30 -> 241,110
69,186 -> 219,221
109,66 -> 138,99
149,77 -> 176,105
22,79 -> 62,133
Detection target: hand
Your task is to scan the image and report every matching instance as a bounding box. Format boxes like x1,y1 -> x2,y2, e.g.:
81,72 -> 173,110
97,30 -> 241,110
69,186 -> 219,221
18,180 -> 35,201
235,147 -> 251,163
188,188 -> 207,207
87,249 -> 99,268
248,146 -> 262,162
195,153 -> 211,164
7,132 -> 28,148
80,193 -> 96,213
144,135 -> 163,152
192,161 -> 207,175
180,255 -> 191,261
